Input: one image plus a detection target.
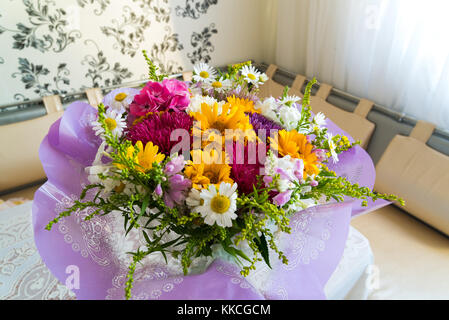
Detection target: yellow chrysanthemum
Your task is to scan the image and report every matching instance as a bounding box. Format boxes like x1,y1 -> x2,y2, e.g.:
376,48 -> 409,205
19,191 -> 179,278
191,101 -> 257,145
226,95 -> 260,114
271,129 -> 320,177
116,141 -> 165,172
184,149 -> 233,189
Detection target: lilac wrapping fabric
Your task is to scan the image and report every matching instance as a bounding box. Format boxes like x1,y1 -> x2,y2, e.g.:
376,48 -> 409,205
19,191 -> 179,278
32,101 -> 387,300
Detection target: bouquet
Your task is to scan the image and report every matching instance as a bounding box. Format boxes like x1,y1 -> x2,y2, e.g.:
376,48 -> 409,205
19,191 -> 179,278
39,53 -> 401,300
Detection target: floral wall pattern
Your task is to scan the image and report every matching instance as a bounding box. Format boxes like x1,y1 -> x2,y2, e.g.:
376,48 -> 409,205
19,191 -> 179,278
0,0 -> 265,106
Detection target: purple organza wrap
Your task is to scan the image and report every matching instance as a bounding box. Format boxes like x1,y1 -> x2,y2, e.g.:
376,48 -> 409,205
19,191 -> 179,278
32,101 -> 387,300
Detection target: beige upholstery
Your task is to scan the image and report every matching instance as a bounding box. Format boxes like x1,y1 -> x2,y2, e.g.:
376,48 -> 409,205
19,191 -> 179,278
85,88 -> 103,107
258,64 -> 375,149
352,205 -> 449,299
257,64 -> 300,100
310,85 -> 375,149
0,95 -> 63,192
375,121 -> 449,236
1,184 -> 42,201
182,71 -> 193,82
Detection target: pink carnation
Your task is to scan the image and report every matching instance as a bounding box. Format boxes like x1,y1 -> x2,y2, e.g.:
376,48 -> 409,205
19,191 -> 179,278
129,79 -> 190,116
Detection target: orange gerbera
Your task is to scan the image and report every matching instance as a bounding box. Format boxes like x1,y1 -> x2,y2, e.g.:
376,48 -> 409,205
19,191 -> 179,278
184,149 -> 233,189
271,129 -> 320,177
226,95 -> 260,114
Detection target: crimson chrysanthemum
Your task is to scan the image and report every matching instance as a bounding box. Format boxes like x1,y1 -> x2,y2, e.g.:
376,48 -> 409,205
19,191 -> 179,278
230,141 -> 268,195
126,112 -> 193,155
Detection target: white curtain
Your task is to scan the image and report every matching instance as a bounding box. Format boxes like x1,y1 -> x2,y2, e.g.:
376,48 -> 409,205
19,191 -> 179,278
263,0 -> 449,130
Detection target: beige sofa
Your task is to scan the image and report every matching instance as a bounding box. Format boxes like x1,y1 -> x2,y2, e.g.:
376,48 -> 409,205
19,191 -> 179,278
0,89 -> 103,201
258,64 -> 449,299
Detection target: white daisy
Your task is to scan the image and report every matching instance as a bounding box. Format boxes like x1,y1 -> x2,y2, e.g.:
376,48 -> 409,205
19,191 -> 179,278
92,108 -> 126,138
206,77 -> 232,93
193,63 -> 217,83
326,133 -> 339,163
279,95 -> 301,107
241,65 -> 261,85
103,87 -> 139,112
196,182 -> 238,228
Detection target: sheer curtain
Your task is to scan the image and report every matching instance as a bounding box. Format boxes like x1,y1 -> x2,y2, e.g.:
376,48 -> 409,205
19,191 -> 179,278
263,0 -> 449,130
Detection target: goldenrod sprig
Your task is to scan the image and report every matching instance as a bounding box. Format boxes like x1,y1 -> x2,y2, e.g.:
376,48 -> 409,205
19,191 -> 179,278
142,49 -> 166,82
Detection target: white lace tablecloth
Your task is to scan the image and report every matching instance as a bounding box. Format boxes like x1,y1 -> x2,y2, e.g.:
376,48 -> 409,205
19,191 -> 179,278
0,202 -> 373,300
0,202 -> 75,300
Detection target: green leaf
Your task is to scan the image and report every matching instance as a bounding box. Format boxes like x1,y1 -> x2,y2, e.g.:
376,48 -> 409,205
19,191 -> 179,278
126,196 -> 150,236
221,241 -> 252,263
282,85 -> 289,99
137,195 -> 150,221
80,184 -> 102,200
254,234 -> 271,269
142,230 -> 151,245
161,250 -> 168,264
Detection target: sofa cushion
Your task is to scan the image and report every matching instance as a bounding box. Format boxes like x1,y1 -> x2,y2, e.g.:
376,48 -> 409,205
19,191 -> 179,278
258,65 -> 376,149
257,64 -> 305,100
310,85 -> 375,149
0,95 -> 63,192
375,121 -> 449,236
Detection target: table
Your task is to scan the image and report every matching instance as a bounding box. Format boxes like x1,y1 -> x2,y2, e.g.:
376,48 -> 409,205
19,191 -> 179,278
0,202 -> 373,300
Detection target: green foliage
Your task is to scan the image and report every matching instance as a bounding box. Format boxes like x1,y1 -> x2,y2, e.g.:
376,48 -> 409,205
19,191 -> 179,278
142,49 -> 166,82
296,77 -> 316,133
234,184 -> 290,276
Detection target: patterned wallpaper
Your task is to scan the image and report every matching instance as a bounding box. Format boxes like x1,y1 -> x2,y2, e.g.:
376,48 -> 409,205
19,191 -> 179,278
0,0 -> 265,105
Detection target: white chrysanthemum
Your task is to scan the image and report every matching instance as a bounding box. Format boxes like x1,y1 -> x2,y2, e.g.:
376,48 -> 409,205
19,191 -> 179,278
186,188 -> 202,207
241,65 -> 261,85
122,182 -> 146,197
92,108 -> 126,138
311,112 -> 327,131
193,63 -> 217,83
286,197 -> 317,213
206,77 -> 232,93
326,133 -> 339,163
103,87 -> 139,112
187,94 -> 218,113
259,73 -> 269,83
255,97 -> 278,122
278,105 -> 302,130
86,141 -> 120,193
279,95 -> 301,106
196,182 -> 238,228
264,154 -> 298,192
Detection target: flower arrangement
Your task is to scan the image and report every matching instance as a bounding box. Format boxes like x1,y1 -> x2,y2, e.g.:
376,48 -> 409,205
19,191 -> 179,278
44,52 -> 402,299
